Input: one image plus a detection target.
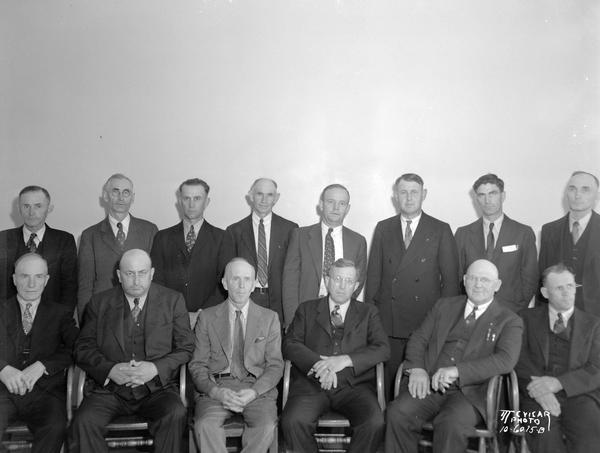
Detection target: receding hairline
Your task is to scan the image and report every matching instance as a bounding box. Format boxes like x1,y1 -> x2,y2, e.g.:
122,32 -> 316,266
224,257 -> 256,278
570,171 -> 600,188
119,249 -> 152,269
320,184 -> 350,202
14,252 -> 48,273
103,173 -> 134,192
249,178 -> 278,192
19,185 -> 51,202
465,259 -> 499,280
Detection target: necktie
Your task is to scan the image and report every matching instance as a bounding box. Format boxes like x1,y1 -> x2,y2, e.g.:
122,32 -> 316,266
404,220 -> 413,249
230,310 -> 247,379
186,224 -> 196,252
572,221 -> 580,245
553,313 -> 566,334
323,228 -> 335,278
116,222 -> 126,249
131,298 -> 141,323
486,222 -> 495,260
22,303 -> 33,334
26,233 -> 37,253
465,305 -> 478,326
257,219 -> 268,287
331,304 -> 344,328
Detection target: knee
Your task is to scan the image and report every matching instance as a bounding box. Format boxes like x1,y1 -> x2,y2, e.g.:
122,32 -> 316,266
162,401 -> 186,423
194,413 -> 223,434
281,409 -> 313,434
386,399 -> 414,427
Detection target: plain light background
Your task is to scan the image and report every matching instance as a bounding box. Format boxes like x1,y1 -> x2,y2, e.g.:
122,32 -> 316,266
1,0 -> 598,248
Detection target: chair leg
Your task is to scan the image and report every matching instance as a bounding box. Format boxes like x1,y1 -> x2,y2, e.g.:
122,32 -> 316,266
269,424 -> 278,453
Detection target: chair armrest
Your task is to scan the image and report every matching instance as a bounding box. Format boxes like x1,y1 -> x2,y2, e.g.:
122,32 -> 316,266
485,374 -> 502,432
376,362 -> 386,411
66,365 -> 75,422
394,362 -> 404,398
282,360 -> 291,409
75,366 -> 86,408
179,364 -> 187,408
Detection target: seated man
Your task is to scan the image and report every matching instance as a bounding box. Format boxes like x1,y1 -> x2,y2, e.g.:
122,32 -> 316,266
282,258 -> 390,453
189,257 -> 283,453
515,264 -> 600,452
0,253 -> 78,453
385,259 -> 523,453
70,249 -> 194,453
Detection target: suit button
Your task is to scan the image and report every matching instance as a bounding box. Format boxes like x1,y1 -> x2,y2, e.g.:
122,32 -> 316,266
393,278 -> 397,283
414,296 -> 419,301
415,278 -> 419,282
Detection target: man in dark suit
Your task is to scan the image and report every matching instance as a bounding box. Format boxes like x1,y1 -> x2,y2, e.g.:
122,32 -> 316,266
78,174 -> 158,320
515,264 -> 600,453
455,174 -> 538,313
189,257 -> 283,453
0,185 -> 77,308
223,178 -> 298,323
385,259 -> 523,453
282,184 -> 367,327
151,178 -> 228,327
366,173 -> 460,390
70,249 -> 194,453
538,171 -> 600,316
0,253 -> 79,453
282,259 -> 390,453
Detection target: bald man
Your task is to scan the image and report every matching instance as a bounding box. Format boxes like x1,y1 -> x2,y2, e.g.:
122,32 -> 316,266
385,259 -> 523,453
0,253 -> 78,453
71,249 -> 194,453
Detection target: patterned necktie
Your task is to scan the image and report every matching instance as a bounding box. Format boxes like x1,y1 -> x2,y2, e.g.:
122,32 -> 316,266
486,222 -> 495,260
465,305 -> 478,326
572,221 -> 580,245
257,219 -> 268,287
553,312 -> 566,334
131,298 -> 141,323
186,224 -> 196,252
331,304 -> 344,328
116,222 -> 126,249
404,220 -> 413,249
22,303 -> 33,334
230,310 -> 247,379
323,228 -> 335,278
26,233 -> 37,253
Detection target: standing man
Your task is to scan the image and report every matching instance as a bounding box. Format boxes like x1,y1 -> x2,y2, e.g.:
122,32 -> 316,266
455,174 -> 538,312
282,184 -> 367,327
366,173 -> 460,388
515,264 -> 600,453
189,258 -> 283,453
538,171 -> 600,315
282,259 -> 390,453
223,178 -> 298,323
0,185 -> 77,308
151,178 -> 228,327
0,253 -> 79,453
70,249 -> 194,453
78,174 -> 158,320
385,260 -> 523,453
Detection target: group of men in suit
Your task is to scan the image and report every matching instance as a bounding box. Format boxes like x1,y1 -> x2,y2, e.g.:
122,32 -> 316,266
1,169 -> 600,452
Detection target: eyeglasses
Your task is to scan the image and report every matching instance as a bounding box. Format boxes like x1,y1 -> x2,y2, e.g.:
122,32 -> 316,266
122,269 -> 151,279
549,283 -> 581,292
330,276 -> 357,286
465,275 -> 495,285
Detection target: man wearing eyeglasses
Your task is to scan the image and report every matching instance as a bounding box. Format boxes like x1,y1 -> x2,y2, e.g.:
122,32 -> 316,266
515,264 -> 600,453
385,259 -> 522,453
282,259 -> 390,453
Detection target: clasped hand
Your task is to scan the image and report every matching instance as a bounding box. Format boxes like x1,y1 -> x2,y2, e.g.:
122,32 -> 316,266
308,355 -> 351,391
210,387 -> 257,413
108,361 -> 158,387
0,362 -> 45,396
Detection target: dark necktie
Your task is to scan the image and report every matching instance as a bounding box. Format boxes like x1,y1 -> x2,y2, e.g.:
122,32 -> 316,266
331,304 -> 344,328
486,222 -> 495,260
465,305 -> 478,326
553,313 -> 566,334
404,220 -> 413,249
131,298 -> 141,324
22,303 -> 33,334
572,221 -> 580,245
186,224 -> 196,252
116,222 -> 126,249
257,219 -> 268,287
323,228 -> 335,278
26,233 -> 37,253
230,310 -> 247,379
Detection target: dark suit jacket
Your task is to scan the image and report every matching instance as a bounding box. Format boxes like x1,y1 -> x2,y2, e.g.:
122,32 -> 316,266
366,212 -> 460,338
538,211 -> 600,316
0,224 -> 77,308
515,305 -> 600,405
283,297 -> 390,395
75,283 -> 194,391
189,300 -> 283,397
455,215 -> 538,312
405,296 -> 523,421
0,297 -> 79,397
150,220 -> 227,312
223,213 -> 298,322
282,223 -> 367,326
77,215 -> 158,319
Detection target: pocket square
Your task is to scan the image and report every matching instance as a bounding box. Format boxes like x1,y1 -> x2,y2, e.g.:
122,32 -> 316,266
254,336 -> 265,343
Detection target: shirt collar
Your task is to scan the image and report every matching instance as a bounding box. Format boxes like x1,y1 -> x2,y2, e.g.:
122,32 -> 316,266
16,296 -> 42,320
125,294 -> 147,311
401,212 -> 422,227
328,297 -> 350,322
228,299 -> 250,319
183,218 -> 204,236
108,214 -> 130,233
252,211 -> 272,227
483,214 -> 504,231
465,298 -> 493,319
548,305 -> 575,327
22,224 -> 46,243
569,211 -> 592,232
321,222 -> 343,236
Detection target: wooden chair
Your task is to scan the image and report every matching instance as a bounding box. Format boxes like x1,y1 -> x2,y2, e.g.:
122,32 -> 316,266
69,364 -> 187,449
393,363 -> 503,453
282,359 -> 386,453
505,370 -> 529,453
1,365 -> 74,452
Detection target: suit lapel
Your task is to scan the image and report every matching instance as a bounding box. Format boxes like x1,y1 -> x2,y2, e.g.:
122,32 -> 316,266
4,298 -> 21,351
170,222 -> 189,257
268,214 -> 283,270
308,224 -> 323,282
493,216 -> 515,260
463,300 -> 500,358
436,298 -> 466,354
568,309 -> 587,369
244,301 -> 260,357
584,211 -> 600,269
241,217 -> 258,265
398,213 -> 431,272
342,300 -> 360,335
468,219 -> 486,257
214,303 -> 231,361
190,221 -> 210,257
99,218 -> 123,256
107,291 -> 127,355
316,298 -> 333,337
